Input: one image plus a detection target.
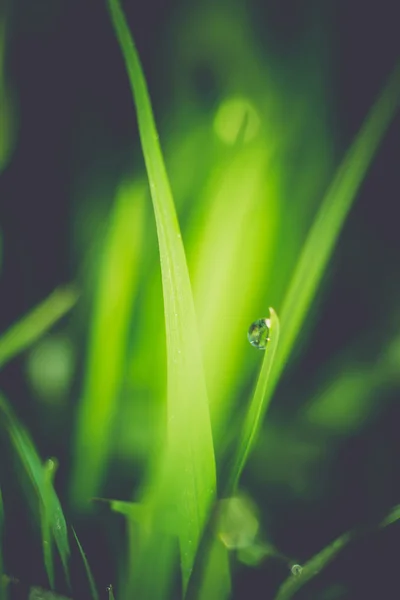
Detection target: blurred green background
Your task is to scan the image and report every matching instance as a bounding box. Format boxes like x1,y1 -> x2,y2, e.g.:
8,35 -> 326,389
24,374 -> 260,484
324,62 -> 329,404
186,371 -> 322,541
0,0 -> 399,598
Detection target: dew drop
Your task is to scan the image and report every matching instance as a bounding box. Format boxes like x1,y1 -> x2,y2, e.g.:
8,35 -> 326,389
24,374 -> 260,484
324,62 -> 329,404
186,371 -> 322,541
247,317 -> 271,349
291,564 -> 303,576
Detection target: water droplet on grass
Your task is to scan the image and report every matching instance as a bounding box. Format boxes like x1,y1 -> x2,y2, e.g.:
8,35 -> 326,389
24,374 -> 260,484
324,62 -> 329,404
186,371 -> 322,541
291,564 -> 303,576
247,317 -> 271,349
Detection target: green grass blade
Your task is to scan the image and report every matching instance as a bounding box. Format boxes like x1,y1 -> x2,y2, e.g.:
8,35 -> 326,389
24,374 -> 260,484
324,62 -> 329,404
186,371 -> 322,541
0,286 -> 79,370
0,11 -> 17,173
107,0 -> 217,592
228,308 -> 280,494
70,181 -> 145,510
41,459 -> 58,590
0,395 -> 70,586
274,503 -> 400,600
109,499 -> 177,600
107,584 -> 115,600
274,532 -> 351,600
72,528 -> 99,600
271,64 -> 400,392
197,538 -> 231,600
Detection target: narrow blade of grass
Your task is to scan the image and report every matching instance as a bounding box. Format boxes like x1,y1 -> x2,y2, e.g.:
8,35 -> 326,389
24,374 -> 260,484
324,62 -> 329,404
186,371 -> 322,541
271,64 -> 400,393
0,394 -> 70,587
107,584 -> 115,600
227,308 -> 280,494
41,459 -> 58,590
107,0 -> 217,593
274,503 -> 400,600
0,10 -> 17,173
0,286 -> 79,370
70,181 -> 145,510
72,528 -> 99,600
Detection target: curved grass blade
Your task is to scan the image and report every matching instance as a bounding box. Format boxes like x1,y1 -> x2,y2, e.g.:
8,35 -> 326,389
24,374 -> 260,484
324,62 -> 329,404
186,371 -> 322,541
270,64 -> 400,395
0,395 -> 70,587
71,528 -> 99,600
107,0 -> 217,592
274,503 -> 400,600
0,286 -> 79,370
227,308 -> 280,494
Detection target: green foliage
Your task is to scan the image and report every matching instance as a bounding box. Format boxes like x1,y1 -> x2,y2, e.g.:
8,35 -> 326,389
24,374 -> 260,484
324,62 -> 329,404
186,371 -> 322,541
107,0 -> 217,594
0,286 -> 79,370
41,459 -> 58,589
228,308 -> 280,494
72,528 -> 99,600
70,180 -> 145,510
270,63 -> 400,400
0,1 -> 399,599
275,503 -> 400,600
0,395 -> 70,587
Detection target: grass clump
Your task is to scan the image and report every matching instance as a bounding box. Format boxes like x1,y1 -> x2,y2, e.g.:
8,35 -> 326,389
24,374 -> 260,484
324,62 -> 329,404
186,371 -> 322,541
0,2 -> 399,599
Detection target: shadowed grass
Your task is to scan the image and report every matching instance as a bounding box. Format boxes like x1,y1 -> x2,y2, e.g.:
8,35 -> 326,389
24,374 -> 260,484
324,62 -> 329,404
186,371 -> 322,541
0,7 -> 17,173
0,395 -> 70,587
41,459 -> 58,590
274,503 -> 400,600
107,0 -> 217,595
0,286 -> 79,370
271,64 -> 400,395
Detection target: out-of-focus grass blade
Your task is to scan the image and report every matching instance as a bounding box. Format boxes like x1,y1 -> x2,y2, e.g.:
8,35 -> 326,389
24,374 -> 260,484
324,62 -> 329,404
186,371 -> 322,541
0,9 -> 17,173
41,459 -> 58,590
70,181 -> 144,510
227,308 -> 280,494
0,488 -> 5,600
0,395 -> 70,586
274,503 -> 400,600
72,528 -> 99,600
271,64 -> 400,393
274,532 -> 351,600
197,538 -> 231,600
110,499 -> 176,600
107,0 -> 217,593
107,584 -> 115,600
0,286 -> 79,370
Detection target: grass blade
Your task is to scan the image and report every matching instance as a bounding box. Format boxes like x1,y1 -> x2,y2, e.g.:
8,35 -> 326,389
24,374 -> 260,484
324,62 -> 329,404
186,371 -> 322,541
107,584 -> 115,600
274,503 -> 400,600
41,459 -> 58,589
72,528 -> 99,600
274,532 -> 351,600
227,308 -> 280,494
70,181 -> 145,510
107,0 -> 217,593
0,394 -> 70,586
271,64 -> 400,393
0,286 -> 79,370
